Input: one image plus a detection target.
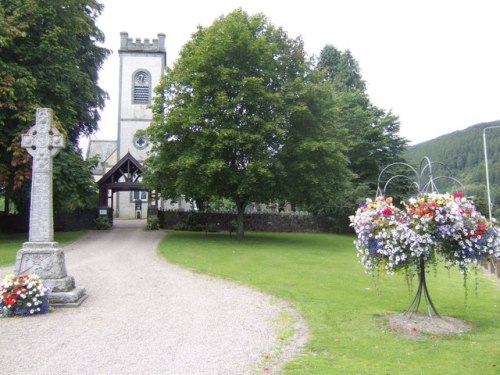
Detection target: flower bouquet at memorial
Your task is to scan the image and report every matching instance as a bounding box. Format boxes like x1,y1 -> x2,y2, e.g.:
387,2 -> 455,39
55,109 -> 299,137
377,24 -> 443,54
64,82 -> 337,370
350,191 -> 500,316
0,274 -> 50,317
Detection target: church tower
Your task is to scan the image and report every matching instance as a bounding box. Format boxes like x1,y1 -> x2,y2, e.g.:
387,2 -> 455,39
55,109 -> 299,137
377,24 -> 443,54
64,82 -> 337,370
116,32 -> 166,217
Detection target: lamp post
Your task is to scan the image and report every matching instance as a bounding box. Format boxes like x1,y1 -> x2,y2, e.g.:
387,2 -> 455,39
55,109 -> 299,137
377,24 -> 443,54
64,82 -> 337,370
483,125 -> 500,222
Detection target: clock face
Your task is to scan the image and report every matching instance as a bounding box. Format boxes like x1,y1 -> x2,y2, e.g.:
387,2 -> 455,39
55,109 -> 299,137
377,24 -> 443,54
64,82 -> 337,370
135,73 -> 148,85
133,135 -> 149,150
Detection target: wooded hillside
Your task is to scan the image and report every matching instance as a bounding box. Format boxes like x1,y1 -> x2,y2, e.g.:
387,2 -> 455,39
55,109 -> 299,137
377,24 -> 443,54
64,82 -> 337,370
405,120 -> 500,219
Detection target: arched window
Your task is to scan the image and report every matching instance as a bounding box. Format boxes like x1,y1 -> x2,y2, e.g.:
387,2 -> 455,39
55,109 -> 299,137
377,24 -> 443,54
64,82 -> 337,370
133,70 -> 151,104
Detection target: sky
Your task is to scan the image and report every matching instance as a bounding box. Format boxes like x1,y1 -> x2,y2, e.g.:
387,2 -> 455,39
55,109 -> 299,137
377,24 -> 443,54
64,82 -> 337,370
86,0 -> 500,147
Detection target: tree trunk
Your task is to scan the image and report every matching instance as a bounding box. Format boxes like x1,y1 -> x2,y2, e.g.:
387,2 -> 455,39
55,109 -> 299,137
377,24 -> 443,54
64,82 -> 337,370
235,200 -> 246,240
4,194 -> 10,213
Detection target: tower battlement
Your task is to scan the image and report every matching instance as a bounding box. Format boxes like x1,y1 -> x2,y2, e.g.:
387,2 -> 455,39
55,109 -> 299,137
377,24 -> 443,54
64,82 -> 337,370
119,32 -> 166,52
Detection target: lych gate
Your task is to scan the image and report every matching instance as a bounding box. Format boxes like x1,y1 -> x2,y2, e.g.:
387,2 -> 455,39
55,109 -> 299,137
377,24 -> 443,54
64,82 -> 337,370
97,152 -> 150,215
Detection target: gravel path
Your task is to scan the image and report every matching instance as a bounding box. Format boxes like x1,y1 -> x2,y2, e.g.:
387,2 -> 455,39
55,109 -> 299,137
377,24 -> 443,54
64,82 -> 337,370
0,220 -> 307,375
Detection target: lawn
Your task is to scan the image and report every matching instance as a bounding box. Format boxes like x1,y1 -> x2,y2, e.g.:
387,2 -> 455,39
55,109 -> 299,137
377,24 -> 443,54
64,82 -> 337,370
0,231 -> 87,267
158,231 -> 499,375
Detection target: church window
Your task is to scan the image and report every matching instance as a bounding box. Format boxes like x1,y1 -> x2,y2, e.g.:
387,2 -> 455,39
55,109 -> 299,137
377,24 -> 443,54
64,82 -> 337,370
131,190 -> 148,203
133,135 -> 149,150
133,70 -> 151,104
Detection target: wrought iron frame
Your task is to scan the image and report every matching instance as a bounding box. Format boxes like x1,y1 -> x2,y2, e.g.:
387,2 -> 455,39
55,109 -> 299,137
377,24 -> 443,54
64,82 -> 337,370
376,157 -> 465,318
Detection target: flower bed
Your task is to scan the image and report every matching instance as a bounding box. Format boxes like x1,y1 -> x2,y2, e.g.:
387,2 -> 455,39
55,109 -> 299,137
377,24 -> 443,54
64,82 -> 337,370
0,274 -> 50,317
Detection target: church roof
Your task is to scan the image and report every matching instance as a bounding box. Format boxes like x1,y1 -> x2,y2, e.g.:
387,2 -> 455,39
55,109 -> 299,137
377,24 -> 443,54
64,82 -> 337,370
86,140 -> 117,176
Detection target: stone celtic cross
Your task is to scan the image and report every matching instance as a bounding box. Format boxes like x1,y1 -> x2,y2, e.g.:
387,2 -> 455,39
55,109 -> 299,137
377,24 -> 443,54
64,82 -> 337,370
21,108 -> 64,242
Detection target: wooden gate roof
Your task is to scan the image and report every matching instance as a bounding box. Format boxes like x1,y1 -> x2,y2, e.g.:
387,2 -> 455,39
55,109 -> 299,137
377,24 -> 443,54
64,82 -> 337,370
97,152 -> 144,192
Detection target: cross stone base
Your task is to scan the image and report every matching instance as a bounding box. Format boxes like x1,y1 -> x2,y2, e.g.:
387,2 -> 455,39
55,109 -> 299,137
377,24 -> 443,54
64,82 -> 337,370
15,242 -> 87,307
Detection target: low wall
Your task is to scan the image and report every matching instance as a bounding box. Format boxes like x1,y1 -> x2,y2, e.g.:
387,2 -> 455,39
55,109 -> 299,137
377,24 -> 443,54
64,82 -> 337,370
482,258 -> 500,278
0,209 -> 98,233
158,210 -> 350,233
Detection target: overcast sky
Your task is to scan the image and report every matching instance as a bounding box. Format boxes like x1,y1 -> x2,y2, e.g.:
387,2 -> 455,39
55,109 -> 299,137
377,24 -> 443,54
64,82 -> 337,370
88,0 -> 500,147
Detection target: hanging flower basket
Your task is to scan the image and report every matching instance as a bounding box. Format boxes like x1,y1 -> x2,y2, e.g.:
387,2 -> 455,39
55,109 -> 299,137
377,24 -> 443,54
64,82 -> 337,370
350,158 -> 500,316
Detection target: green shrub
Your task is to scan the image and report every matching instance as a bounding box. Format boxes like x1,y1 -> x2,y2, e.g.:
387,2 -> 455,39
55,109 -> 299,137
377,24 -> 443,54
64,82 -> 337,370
205,223 -> 219,232
191,224 -> 204,232
172,222 -> 187,231
146,217 -> 160,230
94,216 -> 111,230
229,219 -> 238,235
186,211 -> 199,226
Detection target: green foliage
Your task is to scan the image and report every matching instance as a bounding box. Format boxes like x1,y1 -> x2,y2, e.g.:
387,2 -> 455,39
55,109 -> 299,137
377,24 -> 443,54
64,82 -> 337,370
53,146 -> 99,211
171,222 -> 188,231
316,46 -> 408,198
317,45 -> 366,92
405,120 -> 500,219
276,71 -> 353,212
146,216 -> 159,230
0,0 -> 109,214
186,211 -> 200,226
158,231 -> 500,374
94,216 -> 111,230
208,197 -> 236,212
145,9 -> 311,238
146,9 -> 406,237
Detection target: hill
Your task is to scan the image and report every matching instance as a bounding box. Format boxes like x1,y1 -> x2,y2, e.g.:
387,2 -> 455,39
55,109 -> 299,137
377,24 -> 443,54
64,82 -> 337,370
404,120 -> 500,219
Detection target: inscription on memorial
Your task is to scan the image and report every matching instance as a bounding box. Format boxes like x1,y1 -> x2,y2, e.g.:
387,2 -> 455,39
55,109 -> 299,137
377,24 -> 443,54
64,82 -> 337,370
21,108 -> 64,242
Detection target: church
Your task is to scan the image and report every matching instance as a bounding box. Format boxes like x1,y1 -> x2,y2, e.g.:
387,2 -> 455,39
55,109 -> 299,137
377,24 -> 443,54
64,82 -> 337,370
86,33 -> 191,218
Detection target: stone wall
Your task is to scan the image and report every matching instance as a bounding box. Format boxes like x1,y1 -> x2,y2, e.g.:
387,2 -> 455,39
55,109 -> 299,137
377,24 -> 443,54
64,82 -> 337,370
157,210 -> 351,233
482,258 -> 500,278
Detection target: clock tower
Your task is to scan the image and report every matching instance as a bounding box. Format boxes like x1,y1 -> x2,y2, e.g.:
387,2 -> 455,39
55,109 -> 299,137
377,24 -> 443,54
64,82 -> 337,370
116,32 -> 166,217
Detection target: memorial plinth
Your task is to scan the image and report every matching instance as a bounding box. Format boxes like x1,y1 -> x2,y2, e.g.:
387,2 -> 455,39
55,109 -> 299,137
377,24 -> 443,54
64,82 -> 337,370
14,108 -> 86,306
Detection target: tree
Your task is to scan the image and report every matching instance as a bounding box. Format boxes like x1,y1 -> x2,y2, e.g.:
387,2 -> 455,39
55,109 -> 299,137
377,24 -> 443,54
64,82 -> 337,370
317,45 -> 366,92
53,150 -> 99,212
276,71 -> 353,212
146,9 -> 351,238
146,10 -> 307,238
0,0 -> 109,213
316,45 -> 407,197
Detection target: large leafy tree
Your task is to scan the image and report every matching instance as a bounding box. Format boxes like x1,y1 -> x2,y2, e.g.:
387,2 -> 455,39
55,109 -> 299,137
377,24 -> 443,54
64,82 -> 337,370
0,0 -> 109,213
146,9 -> 354,238
317,45 -> 407,198
277,71 -> 353,212
317,45 -> 366,92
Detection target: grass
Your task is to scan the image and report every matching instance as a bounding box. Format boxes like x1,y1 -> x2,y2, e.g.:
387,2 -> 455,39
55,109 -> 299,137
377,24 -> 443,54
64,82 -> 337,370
0,231 -> 87,267
158,231 -> 500,375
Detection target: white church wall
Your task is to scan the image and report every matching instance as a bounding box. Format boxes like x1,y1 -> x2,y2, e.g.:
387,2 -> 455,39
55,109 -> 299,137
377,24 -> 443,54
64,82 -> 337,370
118,54 -> 161,120
115,33 -> 166,218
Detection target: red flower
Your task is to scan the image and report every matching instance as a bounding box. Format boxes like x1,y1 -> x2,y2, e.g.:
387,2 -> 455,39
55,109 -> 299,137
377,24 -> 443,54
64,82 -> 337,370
3,293 -> 18,306
382,208 -> 393,216
455,192 -> 463,199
